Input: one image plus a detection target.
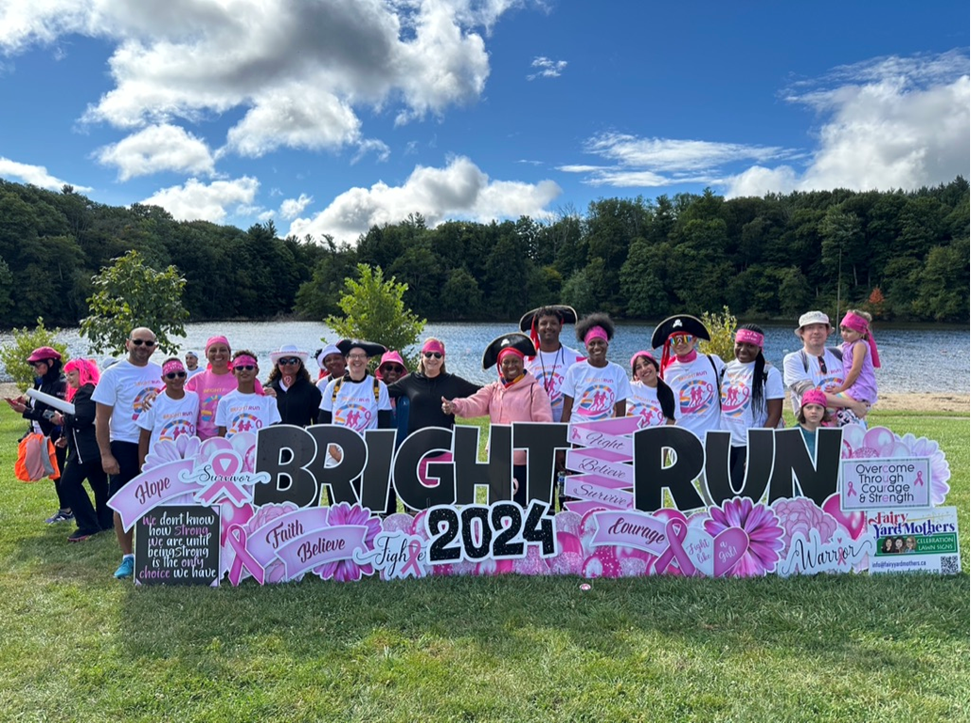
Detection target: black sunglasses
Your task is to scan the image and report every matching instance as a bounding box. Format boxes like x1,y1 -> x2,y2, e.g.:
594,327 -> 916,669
130,339 -> 156,347
277,357 -> 301,365
423,352 -> 443,359
382,365 -> 405,374
235,365 -> 256,371
164,371 -> 187,380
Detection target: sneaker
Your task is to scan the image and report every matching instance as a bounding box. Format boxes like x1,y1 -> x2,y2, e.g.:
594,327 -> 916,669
67,529 -> 97,543
113,557 -> 135,579
46,510 -> 74,524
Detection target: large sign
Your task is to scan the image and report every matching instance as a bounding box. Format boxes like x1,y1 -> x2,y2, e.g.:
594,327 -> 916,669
109,419 -> 956,585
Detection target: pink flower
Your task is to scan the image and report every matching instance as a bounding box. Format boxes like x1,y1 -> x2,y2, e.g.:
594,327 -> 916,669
704,497 -> 784,577
229,502 -> 302,584
771,498 -> 838,557
313,503 -> 381,582
900,433 -> 951,506
143,434 -> 201,471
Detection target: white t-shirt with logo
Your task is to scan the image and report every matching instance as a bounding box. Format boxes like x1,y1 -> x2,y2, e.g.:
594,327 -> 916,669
91,360 -> 164,444
663,354 -> 725,441
627,380 -> 675,429
782,348 -> 845,415
215,389 -> 281,437
136,391 -> 200,455
561,360 -> 631,422
319,375 -> 391,433
525,345 -> 585,422
720,360 -> 785,446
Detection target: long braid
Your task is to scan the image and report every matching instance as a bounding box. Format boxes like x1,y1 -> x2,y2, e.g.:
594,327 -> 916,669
739,323 -> 766,415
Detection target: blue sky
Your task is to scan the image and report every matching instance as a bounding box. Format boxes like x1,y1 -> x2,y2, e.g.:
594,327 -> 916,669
0,1 -> 967,243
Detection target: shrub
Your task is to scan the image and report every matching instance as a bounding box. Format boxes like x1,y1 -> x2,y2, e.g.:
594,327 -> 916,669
0,317 -> 70,389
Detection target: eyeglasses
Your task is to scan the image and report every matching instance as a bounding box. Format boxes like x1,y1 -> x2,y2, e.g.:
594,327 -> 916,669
382,365 -> 405,374
164,371 -> 187,380
278,357 -> 300,365
423,352 -> 443,359
130,339 -> 156,347
347,354 -> 368,361
817,356 -> 827,374
235,365 -> 256,371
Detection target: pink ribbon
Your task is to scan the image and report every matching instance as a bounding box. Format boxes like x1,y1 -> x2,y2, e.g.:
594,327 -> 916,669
652,518 -> 697,576
196,452 -> 250,506
915,471 -> 924,487
401,540 -> 424,577
226,524 -> 265,586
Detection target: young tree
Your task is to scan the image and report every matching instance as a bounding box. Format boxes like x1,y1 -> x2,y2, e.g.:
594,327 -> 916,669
325,264 -> 426,367
79,250 -> 189,355
0,317 -> 70,389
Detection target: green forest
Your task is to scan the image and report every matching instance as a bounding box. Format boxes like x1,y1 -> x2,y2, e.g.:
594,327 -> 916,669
0,176 -> 967,328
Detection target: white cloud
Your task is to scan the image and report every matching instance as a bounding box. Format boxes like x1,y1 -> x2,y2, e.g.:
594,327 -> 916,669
141,176 -> 259,223
280,193 -> 313,220
726,51 -> 970,196
1,1 -> 506,157
95,123 -> 214,180
527,56 -> 567,80
0,156 -> 92,191
289,156 -> 561,242
351,138 -> 391,164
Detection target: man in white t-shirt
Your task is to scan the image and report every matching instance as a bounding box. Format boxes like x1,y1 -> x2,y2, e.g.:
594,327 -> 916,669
782,310 -> 868,422
93,327 -> 163,579
519,305 -> 585,423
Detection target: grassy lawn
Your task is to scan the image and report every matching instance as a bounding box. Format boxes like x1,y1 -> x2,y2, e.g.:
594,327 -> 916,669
0,406 -> 967,722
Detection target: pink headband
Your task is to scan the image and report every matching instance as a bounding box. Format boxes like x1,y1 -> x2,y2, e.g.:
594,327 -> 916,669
584,326 -> 609,345
206,335 -> 230,354
735,329 -> 764,348
630,351 -> 657,369
162,360 -> 186,376
233,355 -> 257,368
801,389 -> 828,408
497,347 -> 525,366
421,339 -> 445,355
840,313 -> 881,369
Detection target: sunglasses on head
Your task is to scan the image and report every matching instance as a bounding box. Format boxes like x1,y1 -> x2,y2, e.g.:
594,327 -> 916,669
423,351 -> 443,359
235,365 -> 256,371
130,338 -> 156,347
277,357 -> 300,365
164,371 -> 187,380
382,365 -> 405,374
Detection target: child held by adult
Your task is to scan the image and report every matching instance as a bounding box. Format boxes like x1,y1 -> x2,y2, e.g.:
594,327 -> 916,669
827,309 -> 880,424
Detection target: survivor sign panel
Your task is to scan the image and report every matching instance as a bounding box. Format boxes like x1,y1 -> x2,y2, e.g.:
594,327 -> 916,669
109,419 -> 957,586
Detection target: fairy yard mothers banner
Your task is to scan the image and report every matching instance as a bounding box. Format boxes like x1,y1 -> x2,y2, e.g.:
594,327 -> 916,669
108,419 -> 956,585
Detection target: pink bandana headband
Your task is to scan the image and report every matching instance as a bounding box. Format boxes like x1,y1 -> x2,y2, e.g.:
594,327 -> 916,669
735,329 -> 764,348
206,335 -> 230,354
497,347 -> 525,366
584,326 -> 609,345
233,355 -> 257,368
162,359 -> 186,376
840,312 -> 881,369
421,339 -> 446,355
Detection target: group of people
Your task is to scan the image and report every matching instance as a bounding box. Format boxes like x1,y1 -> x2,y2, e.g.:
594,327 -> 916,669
881,536 -> 918,555
6,303 -> 880,579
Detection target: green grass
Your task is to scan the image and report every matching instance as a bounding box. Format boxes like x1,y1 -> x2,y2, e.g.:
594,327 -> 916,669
0,407 -> 968,722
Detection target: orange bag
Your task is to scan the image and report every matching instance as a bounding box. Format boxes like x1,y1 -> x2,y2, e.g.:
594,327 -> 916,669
14,433 -> 60,482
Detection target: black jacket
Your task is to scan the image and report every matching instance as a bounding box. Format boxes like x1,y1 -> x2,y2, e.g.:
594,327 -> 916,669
23,366 -> 67,440
387,372 -> 480,434
268,375 -> 322,427
62,384 -> 100,464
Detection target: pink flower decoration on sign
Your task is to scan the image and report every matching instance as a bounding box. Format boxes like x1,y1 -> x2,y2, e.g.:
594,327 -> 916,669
142,434 -> 201,471
840,425 -> 950,505
242,502 -> 302,584
771,498 -> 838,557
313,503 -> 381,583
704,497 -> 784,577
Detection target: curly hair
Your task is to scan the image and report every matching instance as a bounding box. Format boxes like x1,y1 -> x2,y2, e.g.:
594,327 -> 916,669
265,362 -> 311,387
574,313 -> 615,344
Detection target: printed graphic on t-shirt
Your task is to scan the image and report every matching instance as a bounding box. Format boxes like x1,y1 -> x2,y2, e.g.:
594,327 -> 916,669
575,383 -> 616,417
227,411 -> 265,435
131,387 -> 157,421
679,376 -> 717,417
335,401 -> 374,432
537,370 -> 566,404
630,400 -> 666,428
721,374 -> 751,419
200,393 -> 221,424
158,417 -> 195,442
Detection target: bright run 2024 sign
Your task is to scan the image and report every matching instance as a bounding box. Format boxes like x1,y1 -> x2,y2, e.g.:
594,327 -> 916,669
109,419 -> 959,585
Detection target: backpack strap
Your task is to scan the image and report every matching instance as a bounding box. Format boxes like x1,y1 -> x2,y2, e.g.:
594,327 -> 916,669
332,375 -> 381,404
331,377 -> 343,404
707,355 -> 722,410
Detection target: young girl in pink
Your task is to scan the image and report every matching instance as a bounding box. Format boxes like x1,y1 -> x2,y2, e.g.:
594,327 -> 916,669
827,310 -> 880,423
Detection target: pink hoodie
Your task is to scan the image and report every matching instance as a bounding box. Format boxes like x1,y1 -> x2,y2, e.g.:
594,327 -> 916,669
450,371 -> 553,465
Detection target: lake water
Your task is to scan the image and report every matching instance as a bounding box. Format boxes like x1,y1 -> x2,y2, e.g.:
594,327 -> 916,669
2,320 -> 968,395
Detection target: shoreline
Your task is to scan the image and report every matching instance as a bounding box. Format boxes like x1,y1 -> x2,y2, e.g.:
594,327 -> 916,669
1,382 -> 966,414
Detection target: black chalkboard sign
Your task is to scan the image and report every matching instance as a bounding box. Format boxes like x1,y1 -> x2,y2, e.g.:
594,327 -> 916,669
134,505 -> 221,586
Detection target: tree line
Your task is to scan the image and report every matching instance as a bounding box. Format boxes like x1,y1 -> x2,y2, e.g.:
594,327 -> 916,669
0,176 -> 967,328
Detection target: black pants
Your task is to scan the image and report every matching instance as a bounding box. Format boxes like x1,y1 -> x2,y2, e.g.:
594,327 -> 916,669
61,457 -> 111,534
51,444 -> 69,509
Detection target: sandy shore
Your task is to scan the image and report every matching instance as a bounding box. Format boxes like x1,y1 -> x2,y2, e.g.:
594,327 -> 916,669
2,382 -> 967,414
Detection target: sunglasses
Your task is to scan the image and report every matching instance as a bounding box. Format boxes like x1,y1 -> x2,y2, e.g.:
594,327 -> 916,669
423,352 -> 443,359
27,360 -> 46,367
130,338 -> 156,346
164,371 -> 187,380
669,334 -> 694,345
382,365 -> 405,374
235,365 -> 256,371
277,357 -> 301,365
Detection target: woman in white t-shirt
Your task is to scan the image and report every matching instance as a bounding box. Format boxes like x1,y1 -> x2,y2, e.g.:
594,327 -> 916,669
561,313 -> 631,423
719,324 -> 784,490
627,351 -> 677,428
